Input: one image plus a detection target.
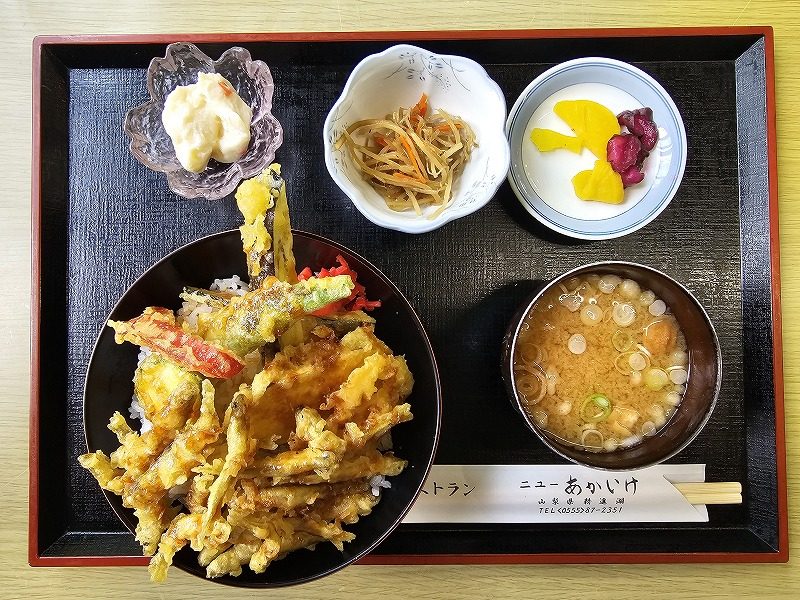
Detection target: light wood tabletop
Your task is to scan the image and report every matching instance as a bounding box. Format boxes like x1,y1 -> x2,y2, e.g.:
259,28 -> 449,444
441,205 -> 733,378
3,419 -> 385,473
3,1 -> 799,598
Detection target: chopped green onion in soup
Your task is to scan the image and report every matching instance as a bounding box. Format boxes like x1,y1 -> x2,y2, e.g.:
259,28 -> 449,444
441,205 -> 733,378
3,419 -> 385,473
512,272 -> 689,453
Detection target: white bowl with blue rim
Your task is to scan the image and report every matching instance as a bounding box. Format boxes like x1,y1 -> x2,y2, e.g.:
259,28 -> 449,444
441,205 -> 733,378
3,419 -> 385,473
324,44 -> 510,234
505,57 -> 687,240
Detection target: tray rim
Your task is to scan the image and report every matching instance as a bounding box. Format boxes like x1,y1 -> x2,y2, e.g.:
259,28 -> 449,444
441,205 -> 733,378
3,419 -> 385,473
29,25 -> 786,567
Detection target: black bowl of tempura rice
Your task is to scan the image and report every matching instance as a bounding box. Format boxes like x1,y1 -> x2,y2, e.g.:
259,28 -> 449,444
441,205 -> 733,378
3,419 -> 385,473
501,261 -> 721,470
82,229 -> 441,587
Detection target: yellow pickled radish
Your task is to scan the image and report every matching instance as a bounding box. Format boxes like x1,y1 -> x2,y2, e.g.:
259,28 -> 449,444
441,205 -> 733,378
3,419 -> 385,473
572,160 -> 624,204
530,128 -> 583,154
553,99 -> 620,159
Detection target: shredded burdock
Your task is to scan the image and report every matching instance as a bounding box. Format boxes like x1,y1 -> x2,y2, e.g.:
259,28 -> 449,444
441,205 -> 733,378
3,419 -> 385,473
336,94 -> 477,219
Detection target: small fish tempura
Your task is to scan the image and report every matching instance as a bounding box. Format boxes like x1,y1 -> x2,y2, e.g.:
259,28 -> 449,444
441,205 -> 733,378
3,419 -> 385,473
79,164 -> 413,582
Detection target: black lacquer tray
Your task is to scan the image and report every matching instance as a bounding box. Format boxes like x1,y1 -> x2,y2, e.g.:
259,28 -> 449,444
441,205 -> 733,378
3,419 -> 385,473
30,27 -> 786,565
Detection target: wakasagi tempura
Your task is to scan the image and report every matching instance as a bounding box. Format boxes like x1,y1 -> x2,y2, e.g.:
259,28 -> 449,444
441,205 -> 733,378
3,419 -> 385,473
79,164 -> 413,582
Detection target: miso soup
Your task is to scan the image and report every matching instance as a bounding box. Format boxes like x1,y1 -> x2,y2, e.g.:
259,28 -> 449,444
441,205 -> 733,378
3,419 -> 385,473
513,273 -> 689,452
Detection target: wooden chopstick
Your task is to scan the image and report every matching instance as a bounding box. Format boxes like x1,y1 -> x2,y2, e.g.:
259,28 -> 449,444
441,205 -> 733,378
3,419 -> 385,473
673,482 -> 743,505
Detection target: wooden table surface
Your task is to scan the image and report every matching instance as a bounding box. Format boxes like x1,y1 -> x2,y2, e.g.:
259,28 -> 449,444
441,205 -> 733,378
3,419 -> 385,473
3,1 -> 799,598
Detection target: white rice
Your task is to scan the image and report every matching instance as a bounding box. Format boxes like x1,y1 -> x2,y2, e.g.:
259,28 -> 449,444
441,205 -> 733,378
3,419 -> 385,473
371,433 -> 395,495
177,275 -> 248,330
210,275 -> 248,295
370,475 -> 391,497
177,302 -> 213,330
136,346 -> 152,367
129,347 -> 154,433
129,396 -> 153,433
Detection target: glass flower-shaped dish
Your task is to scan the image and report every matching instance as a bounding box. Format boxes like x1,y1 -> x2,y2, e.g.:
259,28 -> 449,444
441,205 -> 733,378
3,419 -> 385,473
124,42 -> 283,200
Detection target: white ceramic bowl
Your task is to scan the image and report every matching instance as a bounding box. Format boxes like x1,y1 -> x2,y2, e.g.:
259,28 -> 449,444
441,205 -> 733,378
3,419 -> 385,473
505,57 -> 687,240
324,44 -> 510,234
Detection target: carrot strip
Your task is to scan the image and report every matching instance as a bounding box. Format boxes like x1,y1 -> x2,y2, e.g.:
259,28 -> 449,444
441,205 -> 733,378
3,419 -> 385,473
336,95 -> 476,217
399,135 -> 427,182
411,93 -> 428,119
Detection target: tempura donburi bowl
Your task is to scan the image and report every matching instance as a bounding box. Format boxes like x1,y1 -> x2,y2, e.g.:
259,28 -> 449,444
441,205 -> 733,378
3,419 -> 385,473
82,229 -> 441,586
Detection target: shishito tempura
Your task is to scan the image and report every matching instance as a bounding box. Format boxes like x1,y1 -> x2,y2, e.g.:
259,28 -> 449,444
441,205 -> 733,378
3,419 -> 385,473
79,165 -> 413,582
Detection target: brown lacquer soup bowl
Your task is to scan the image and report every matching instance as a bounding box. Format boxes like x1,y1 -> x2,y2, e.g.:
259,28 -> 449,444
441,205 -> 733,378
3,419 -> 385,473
501,261 -> 721,471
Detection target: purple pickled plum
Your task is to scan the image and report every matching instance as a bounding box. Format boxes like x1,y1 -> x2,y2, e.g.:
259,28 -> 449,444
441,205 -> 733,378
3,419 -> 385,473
613,107 -> 658,186
618,107 -> 656,132
617,110 -> 636,131
634,114 -> 659,151
634,107 -> 653,121
606,133 -> 642,174
636,147 -> 649,168
627,108 -> 655,134
621,165 -> 645,187
618,107 -> 653,130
